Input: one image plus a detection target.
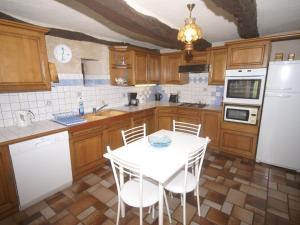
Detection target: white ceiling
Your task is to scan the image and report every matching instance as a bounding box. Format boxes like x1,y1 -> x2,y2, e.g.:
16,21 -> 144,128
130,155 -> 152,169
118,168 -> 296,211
0,0 -> 300,49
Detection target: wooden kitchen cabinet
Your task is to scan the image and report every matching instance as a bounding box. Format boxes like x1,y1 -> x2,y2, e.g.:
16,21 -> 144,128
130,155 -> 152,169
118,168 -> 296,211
147,54 -> 160,83
109,46 -> 160,85
132,109 -> 155,135
156,107 -> 177,130
134,51 -> 147,84
208,47 -> 227,85
201,110 -> 221,150
103,117 -> 131,150
183,51 -> 207,65
0,146 -> 18,219
160,52 -> 188,84
0,19 -> 51,92
69,126 -> 105,179
226,40 -> 270,69
176,107 -> 201,124
220,129 -> 257,159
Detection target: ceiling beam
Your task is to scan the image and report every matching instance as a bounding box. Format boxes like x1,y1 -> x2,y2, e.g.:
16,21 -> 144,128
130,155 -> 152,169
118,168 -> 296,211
210,0 -> 259,38
55,0 -> 211,50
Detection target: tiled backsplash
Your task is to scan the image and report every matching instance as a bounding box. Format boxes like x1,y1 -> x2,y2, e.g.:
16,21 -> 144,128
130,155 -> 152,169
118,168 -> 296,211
0,73 -> 223,127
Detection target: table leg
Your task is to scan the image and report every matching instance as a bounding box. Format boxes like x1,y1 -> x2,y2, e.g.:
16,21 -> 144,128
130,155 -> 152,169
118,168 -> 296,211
159,182 -> 164,225
120,168 -> 125,217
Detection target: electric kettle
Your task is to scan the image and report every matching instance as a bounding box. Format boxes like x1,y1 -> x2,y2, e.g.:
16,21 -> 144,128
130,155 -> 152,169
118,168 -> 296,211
15,110 -> 35,127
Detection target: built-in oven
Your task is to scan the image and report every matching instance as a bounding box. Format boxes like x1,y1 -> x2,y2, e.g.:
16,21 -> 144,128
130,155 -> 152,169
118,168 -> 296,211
224,68 -> 267,105
224,104 -> 259,125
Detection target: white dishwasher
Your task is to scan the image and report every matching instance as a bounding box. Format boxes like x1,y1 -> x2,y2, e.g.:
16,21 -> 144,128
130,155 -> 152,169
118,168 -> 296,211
9,131 -> 72,210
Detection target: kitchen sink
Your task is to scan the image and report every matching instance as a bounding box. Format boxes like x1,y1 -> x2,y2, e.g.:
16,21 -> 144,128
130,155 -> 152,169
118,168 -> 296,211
95,109 -> 127,117
83,109 -> 127,121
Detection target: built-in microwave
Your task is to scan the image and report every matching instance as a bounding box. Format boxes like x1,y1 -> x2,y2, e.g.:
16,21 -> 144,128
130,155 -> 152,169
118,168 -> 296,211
224,68 -> 267,105
224,104 -> 259,125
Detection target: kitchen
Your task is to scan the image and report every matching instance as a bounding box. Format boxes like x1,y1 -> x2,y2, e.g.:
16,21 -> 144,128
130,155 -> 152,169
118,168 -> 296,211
0,0 -> 300,225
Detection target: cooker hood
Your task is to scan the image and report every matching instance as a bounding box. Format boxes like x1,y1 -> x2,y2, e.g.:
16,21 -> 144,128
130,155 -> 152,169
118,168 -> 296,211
178,64 -> 209,73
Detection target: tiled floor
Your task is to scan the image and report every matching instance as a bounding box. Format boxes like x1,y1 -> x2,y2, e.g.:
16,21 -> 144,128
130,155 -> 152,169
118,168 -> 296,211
1,150 -> 300,225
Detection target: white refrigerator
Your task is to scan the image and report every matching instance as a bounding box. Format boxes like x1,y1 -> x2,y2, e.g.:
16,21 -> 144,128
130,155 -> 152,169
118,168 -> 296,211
256,60 -> 300,172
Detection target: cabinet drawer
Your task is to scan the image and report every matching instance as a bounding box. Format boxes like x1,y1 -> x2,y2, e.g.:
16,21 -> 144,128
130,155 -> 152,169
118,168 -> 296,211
220,129 -> 257,159
157,107 -> 177,114
70,126 -> 104,138
177,108 -> 199,116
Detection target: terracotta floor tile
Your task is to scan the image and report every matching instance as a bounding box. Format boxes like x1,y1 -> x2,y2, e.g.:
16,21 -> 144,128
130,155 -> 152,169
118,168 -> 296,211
240,184 -> 267,200
49,196 -> 73,213
267,208 -> 289,220
253,213 -> 265,225
91,186 -> 116,204
227,216 -> 240,225
289,199 -> 300,211
231,205 -> 253,224
289,209 -> 300,225
225,189 -> 246,207
57,213 -> 79,225
82,209 -> 108,225
48,210 -> 69,223
68,195 -> 98,215
223,179 -> 240,190
70,181 -> 90,194
45,192 -> 65,205
268,189 -> 287,202
192,216 -> 215,225
205,191 -> 226,205
267,197 -> 288,213
221,201 -> 233,215
203,180 -> 228,195
245,194 -> 266,211
265,211 -> 290,225
278,184 -> 300,197
203,167 -> 220,178
24,201 -> 48,216
206,208 -> 229,225
172,203 -> 196,225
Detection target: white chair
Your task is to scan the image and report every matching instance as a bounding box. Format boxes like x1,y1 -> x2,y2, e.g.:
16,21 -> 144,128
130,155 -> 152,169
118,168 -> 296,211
173,120 -> 201,136
107,146 -> 171,225
164,137 -> 209,225
122,124 -> 146,145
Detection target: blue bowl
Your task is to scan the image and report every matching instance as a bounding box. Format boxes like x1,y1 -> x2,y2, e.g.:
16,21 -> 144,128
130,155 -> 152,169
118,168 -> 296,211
148,135 -> 172,147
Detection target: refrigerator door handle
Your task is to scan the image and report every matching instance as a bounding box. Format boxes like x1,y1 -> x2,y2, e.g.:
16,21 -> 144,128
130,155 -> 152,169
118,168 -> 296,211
265,92 -> 291,98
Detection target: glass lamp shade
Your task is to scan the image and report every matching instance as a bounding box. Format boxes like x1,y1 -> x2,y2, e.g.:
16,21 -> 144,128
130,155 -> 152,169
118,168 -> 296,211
177,17 -> 202,44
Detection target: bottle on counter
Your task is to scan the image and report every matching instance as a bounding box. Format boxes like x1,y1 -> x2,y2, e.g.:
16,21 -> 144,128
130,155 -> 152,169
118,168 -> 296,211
79,97 -> 84,116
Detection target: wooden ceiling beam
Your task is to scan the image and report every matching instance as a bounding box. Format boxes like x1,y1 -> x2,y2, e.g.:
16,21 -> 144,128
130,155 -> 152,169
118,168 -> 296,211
210,0 -> 259,38
55,0 -> 211,50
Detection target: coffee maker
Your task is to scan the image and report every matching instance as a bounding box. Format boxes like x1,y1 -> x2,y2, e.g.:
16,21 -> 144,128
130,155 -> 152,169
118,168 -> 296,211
127,92 -> 139,106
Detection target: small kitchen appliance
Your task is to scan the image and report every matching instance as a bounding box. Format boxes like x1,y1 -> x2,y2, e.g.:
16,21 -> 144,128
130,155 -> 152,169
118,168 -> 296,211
169,94 -> 179,103
127,92 -> 139,106
224,104 -> 258,125
224,68 -> 267,105
15,110 -> 35,127
155,93 -> 162,101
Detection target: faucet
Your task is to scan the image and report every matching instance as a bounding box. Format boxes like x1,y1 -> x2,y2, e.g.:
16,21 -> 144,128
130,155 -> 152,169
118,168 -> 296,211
93,104 -> 108,114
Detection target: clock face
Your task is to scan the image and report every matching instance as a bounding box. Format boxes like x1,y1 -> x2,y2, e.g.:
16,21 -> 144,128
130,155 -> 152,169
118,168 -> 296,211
54,44 -> 72,63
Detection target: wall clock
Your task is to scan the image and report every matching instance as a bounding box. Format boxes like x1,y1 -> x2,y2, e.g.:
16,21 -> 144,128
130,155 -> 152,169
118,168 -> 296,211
54,44 -> 72,63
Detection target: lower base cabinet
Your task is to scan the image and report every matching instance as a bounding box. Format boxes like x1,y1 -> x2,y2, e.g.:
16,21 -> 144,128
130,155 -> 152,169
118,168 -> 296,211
132,109 -> 155,135
103,117 -> 131,150
201,111 -> 221,150
156,107 -> 177,130
69,126 -> 105,180
220,129 -> 257,159
177,108 -> 200,124
0,146 -> 18,219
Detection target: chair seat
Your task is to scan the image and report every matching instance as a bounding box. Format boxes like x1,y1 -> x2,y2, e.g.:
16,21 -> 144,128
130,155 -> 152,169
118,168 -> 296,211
165,170 -> 197,194
121,179 -> 159,208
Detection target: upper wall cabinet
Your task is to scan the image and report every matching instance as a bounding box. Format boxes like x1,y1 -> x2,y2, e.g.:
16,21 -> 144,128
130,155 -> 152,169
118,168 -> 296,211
208,47 -> 227,85
183,51 -> 208,65
160,52 -> 188,84
226,40 -> 271,69
0,20 -> 51,92
109,46 -> 160,85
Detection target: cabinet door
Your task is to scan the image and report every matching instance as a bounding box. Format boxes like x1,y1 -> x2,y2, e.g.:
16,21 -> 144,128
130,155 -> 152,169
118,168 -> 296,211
0,146 -> 18,219
147,54 -> 160,83
0,20 -> 50,92
208,47 -> 227,85
227,40 -> 270,69
177,108 -> 200,125
220,129 -> 257,159
104,118 -> 131,150
134,52 -> 147,84
161,53 -> 187,84
144,114 -> 155,135
184,51 -> 207,65
157,114 -> 174,130
70,128 -> 104,179
201,111 -> 221,150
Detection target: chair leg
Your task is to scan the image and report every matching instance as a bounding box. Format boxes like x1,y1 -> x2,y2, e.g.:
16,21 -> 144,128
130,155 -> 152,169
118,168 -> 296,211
196,187 -> 201,217
152,205 -> 155,218
121,200 -> 125,218
183,193 -> 186,225
140,206 -> 143,225
116,197 -> 121,225
163,190 -> 172,224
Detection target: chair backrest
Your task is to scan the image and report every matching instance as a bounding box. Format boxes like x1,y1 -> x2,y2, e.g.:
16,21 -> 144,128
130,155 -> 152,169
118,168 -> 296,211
107,146 -> 143,200
173,120 -> 201,136
121,124 -> 146,145
183,137 -> 209,189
